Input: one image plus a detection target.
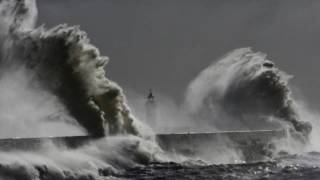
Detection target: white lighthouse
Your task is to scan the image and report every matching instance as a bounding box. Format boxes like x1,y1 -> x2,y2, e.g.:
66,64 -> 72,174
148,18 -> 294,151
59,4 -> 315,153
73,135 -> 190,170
145,89 -> 157,129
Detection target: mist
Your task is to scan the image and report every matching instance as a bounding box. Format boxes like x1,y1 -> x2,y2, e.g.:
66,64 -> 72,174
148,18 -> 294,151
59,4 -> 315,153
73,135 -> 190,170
0,66 -> 84,138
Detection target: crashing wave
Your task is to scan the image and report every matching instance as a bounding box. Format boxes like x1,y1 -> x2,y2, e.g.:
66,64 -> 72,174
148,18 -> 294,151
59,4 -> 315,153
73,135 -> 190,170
0,0 -> 165,179
185,48 -> 312,141
0,0 -> 148,137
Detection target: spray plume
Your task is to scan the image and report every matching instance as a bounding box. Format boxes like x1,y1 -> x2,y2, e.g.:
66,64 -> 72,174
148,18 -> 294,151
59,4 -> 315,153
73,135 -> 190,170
185,48 -> 312,141
0,0 -> 147,138
0,1 -> 170,179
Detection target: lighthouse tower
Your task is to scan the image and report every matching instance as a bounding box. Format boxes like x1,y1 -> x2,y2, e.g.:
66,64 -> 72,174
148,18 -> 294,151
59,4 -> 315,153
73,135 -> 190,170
145,89 -> 157,129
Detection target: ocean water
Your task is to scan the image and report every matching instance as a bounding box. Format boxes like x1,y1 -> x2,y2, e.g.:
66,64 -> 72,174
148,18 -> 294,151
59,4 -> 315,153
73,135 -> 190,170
115,152 -> 320,180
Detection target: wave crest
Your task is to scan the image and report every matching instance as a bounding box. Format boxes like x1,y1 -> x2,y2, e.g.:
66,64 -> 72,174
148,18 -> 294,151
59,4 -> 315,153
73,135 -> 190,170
185,48 -> 311,140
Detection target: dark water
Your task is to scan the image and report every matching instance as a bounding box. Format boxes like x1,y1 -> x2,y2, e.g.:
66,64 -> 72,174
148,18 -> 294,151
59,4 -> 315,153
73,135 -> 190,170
113,152 -> 320,180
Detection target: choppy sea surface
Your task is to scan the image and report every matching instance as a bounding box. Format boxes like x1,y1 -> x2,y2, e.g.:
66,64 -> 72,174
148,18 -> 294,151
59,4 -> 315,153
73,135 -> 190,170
111,152 -> 320,180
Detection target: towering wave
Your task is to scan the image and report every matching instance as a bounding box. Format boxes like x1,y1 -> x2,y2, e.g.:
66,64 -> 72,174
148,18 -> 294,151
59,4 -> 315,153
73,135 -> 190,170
185,48 -> 312,141
0,1 -> 165,179
0,0 -> 146,137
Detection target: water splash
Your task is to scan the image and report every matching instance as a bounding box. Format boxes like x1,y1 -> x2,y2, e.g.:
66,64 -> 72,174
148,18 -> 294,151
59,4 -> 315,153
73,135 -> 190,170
185,48 -> 311,141
0,1 -> 164,179
0,0 -> 149,138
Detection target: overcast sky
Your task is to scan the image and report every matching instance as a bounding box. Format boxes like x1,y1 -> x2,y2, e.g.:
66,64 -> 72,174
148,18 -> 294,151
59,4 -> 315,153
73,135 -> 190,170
38,0 -> 320,109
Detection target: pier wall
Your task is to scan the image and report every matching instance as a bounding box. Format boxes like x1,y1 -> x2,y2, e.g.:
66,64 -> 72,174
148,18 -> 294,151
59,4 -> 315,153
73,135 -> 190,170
0,130 -> 287,161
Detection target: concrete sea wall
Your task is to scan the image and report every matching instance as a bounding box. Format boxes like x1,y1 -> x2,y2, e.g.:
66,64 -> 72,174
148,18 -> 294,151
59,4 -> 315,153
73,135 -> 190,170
0,130 -> 287,161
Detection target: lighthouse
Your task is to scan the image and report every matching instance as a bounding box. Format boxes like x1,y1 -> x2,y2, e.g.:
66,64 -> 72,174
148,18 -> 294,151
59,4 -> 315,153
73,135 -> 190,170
145,89 -> 157,129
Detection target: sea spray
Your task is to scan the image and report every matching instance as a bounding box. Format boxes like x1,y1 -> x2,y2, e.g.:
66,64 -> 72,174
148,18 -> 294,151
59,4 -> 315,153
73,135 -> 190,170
0,0 -> 150,137
185,48 -> 312,141
0,66 -> 85,138
9,25 -> 143,137
0,136 -> 168,180
0,0 -> 167,179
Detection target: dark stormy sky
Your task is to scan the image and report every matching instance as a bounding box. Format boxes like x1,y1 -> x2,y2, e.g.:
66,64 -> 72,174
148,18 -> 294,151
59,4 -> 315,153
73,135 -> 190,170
37,0 -> 320,109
